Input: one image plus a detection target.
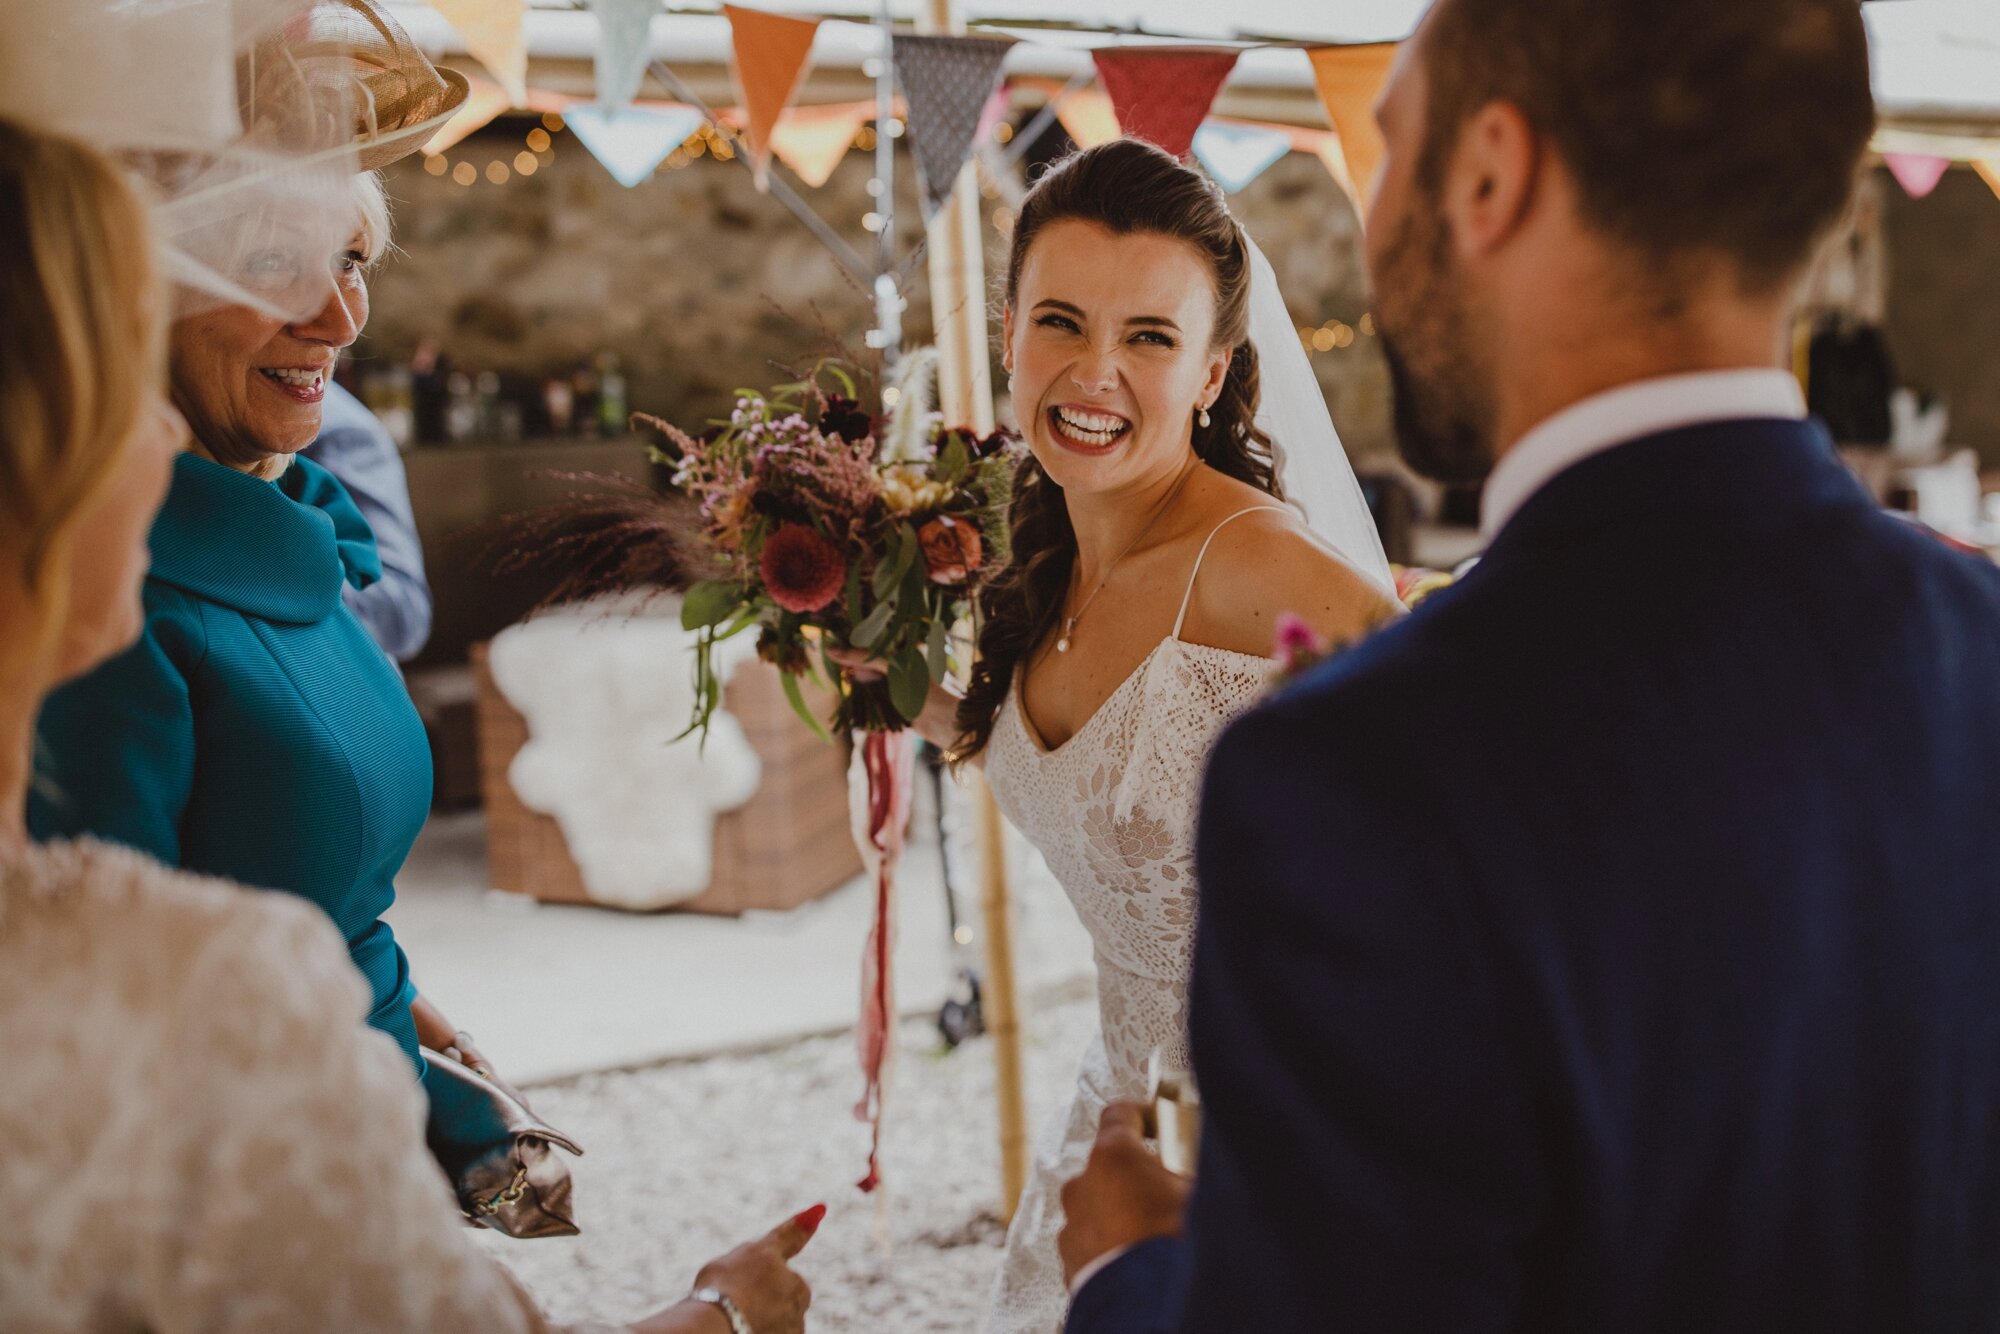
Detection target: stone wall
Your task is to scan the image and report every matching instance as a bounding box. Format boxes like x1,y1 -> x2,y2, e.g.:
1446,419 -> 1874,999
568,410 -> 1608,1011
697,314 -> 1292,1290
1881,164 -> 2000,467
361,116 -> 1394,459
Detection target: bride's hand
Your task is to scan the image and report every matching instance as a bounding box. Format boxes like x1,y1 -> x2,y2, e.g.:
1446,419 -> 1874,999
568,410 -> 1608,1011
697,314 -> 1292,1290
823,644 -> 886,683
823,646 -> 968,757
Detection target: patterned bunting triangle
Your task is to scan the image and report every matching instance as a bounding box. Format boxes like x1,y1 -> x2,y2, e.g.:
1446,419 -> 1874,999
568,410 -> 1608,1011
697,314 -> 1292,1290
587,0 -> 661,112
563,103 -> 706,187
1307,43 -> 1396,209
892,33 -> 1014,219
1193,121 -> 1293,193
1884,152 -> 1951,199
770,100 -> 873,188
724,3 -> 823,190
1090,47 -> 1240,161
430,0 -> 528,108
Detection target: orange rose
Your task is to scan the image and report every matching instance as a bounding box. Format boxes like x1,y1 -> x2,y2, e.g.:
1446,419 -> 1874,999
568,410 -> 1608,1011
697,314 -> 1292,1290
918,515 -> 982,585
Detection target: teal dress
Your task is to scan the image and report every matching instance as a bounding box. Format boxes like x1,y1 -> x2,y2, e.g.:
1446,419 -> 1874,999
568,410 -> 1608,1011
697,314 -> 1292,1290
31,452 -> 434,1067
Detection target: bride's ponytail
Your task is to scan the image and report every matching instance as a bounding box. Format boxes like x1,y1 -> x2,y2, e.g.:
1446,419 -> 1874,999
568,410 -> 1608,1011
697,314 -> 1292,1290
952,138 -> 1280,762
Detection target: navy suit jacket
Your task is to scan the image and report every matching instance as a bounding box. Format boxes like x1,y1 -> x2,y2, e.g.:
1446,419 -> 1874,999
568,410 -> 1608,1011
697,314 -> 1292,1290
1069,418 -> 2000,1332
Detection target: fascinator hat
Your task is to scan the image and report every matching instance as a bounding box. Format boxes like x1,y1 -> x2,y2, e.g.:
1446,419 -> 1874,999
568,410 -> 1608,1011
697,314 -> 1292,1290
0,0 -> 467,321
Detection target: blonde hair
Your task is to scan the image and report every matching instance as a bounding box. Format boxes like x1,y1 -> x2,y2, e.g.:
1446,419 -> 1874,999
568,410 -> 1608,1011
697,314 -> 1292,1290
0,119 -> 164,682
353,170 -> 392,268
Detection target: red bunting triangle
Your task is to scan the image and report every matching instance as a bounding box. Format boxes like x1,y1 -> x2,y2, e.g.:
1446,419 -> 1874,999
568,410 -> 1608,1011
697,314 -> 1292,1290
1090,47 -> 1240,161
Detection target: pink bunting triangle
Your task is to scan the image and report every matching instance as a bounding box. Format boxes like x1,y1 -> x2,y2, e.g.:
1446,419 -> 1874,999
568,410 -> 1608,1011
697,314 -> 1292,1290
1090,47 -> 1240,161
1885,153 -> 1951,200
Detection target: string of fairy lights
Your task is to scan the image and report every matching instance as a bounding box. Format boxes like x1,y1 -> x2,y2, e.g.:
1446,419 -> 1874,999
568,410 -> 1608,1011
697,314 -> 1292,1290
418,110 -> 1376,359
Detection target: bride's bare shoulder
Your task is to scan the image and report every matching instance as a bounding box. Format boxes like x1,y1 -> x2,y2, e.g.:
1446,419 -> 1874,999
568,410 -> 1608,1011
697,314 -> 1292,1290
1178,492 -> 1399,658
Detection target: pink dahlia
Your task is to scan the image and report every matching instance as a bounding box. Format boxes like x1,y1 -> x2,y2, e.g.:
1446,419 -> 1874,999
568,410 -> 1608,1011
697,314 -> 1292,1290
760,524 -> 846,614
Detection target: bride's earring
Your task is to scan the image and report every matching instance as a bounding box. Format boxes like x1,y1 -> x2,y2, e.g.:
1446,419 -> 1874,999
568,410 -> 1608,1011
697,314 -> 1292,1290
1196,405 -> 1212,429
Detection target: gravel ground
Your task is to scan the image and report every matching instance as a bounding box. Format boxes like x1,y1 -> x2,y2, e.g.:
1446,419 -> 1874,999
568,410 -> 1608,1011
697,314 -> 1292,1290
475,984 -> 1098,1332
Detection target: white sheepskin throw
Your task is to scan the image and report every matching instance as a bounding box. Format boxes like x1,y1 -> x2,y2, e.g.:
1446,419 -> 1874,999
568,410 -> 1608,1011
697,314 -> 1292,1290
487,594 -> 762,909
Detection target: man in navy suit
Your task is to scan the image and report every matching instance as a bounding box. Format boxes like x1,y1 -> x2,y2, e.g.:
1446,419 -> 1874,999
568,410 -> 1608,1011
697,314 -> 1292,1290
1059,0 -> 2000,1329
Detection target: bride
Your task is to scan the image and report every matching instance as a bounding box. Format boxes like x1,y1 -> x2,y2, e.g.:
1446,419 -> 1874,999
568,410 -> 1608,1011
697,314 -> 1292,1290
841,137 -> 1397,1331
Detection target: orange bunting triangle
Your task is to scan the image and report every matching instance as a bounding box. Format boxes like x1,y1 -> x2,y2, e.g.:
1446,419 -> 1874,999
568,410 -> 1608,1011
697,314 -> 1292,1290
424,76 -> 514,155
430,0 -> 528,108
1091,47 -> 1239,161
724,3 -> 822,190
769,100 -> 873,188
1308,42 -> 1397,211
1053,89 -> 1120,151
1973,158 -> 2000,204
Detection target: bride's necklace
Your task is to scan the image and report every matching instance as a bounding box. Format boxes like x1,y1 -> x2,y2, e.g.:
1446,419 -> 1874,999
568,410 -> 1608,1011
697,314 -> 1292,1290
1055,462 -> 1198,654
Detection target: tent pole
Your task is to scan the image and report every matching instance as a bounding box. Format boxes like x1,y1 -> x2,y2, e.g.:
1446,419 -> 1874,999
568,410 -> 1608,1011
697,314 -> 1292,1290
919,0 -> 1028,1225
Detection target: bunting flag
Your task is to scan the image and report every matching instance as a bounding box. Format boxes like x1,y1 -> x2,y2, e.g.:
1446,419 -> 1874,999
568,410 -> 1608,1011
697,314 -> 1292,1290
724,4 -> 822,189
1193,121 -> 1294,193
769,100 -> 874,188
1053,88 -> 1119,150
587,0 -> 660,112
892,33 -> 1014,219
1090,47 -> 1240,161
563,102 -> 705,187
430,0 -> 528,107
1976,159 -> 2000,203
1884,152 -> 1951,199
1308,42 -> 1397,209
424,76 -> 513,155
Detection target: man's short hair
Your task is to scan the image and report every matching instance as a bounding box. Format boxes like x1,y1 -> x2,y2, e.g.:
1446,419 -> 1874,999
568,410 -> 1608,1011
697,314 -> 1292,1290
1418,0 -> 1875,294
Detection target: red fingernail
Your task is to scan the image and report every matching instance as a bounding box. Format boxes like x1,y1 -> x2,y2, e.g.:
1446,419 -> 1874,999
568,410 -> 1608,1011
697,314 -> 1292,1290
793,1203 -> 827,1236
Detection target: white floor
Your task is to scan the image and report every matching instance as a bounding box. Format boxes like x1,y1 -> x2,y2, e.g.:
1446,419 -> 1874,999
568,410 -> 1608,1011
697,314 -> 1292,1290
386,781 -> 1097,1085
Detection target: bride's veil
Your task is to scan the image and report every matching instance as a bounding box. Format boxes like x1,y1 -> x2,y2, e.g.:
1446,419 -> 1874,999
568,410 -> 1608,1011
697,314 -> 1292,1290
1242,231 -> 1395,597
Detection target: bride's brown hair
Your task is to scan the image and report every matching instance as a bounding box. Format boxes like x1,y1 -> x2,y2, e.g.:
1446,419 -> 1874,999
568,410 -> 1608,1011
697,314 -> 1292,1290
952,137 -> 1280,761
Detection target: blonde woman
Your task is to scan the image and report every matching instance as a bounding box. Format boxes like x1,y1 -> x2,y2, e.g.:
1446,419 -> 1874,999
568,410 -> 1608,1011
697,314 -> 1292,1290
0,119 -> 816,1334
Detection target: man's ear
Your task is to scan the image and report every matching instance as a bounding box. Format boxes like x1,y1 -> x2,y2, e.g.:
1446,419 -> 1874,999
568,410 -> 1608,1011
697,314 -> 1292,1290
1447,100 -> 1539,259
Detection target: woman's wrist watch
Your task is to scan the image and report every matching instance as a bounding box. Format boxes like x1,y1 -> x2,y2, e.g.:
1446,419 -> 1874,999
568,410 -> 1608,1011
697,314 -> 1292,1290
688,1287 -> 753,1334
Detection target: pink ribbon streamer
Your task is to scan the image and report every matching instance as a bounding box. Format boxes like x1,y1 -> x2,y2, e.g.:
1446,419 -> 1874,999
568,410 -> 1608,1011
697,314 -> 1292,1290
850,728 -> 915,1192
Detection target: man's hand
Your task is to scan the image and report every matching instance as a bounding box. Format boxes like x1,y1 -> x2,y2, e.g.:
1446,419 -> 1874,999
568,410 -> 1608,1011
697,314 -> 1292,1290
1058,1102 -> 1192,1285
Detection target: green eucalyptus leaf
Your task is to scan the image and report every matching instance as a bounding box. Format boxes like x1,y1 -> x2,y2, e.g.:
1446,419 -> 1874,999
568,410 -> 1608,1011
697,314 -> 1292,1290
926,613 -> 949,680
681,580 -> 742,630
888,646 -> 931,722
938,433 -> 970,486
781,669 -> 834,744
850,597 -> 898,649
824,363 -> 857,397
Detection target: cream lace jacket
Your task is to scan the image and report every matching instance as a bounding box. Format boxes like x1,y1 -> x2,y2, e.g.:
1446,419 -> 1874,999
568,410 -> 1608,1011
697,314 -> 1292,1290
0,839 -> 602,1333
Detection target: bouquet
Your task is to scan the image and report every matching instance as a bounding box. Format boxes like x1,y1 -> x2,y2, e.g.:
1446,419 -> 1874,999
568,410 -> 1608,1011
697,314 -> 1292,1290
640,357 -> 1017,1194
641,360 -> 1017,742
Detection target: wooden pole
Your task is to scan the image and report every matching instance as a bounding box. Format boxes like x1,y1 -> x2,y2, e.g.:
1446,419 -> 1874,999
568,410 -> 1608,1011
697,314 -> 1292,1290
919,0 -> 1029,1224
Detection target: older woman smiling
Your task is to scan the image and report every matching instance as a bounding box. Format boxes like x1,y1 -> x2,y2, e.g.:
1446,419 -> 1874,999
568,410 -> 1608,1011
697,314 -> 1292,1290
30,166 -> 491,1098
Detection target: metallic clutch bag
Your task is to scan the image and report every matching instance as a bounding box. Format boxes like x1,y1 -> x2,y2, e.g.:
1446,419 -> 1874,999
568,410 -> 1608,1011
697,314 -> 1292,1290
423,1049 -> 584,1239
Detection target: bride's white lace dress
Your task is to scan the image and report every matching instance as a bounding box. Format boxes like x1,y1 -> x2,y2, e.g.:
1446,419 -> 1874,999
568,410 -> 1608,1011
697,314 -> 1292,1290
980,509 -> 1281,1333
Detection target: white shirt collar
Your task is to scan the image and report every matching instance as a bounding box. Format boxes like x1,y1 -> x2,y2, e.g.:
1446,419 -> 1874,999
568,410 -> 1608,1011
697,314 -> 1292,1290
1479,369 -> 1807,538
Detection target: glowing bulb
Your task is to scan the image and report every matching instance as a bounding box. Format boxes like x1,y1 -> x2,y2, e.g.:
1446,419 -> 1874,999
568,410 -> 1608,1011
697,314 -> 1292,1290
953,925 -> 974,945
541,111 -> 565,132
424,155 -> 447,176
1311,328 -> 1336,352
527,128 -> 552,153
862,211 -> 883,232
515,151 -> 538,175
1358,312 -> 1376,336
485,161 -> 510,185
451,162 -> 476,186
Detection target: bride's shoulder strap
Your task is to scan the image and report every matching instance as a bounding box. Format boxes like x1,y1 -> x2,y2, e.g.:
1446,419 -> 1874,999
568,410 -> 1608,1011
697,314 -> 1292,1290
1172,505 -> 1293,640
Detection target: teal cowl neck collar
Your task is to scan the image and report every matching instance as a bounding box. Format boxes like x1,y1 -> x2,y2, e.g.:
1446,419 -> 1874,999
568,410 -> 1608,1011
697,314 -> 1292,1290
147,453 -> 382,624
